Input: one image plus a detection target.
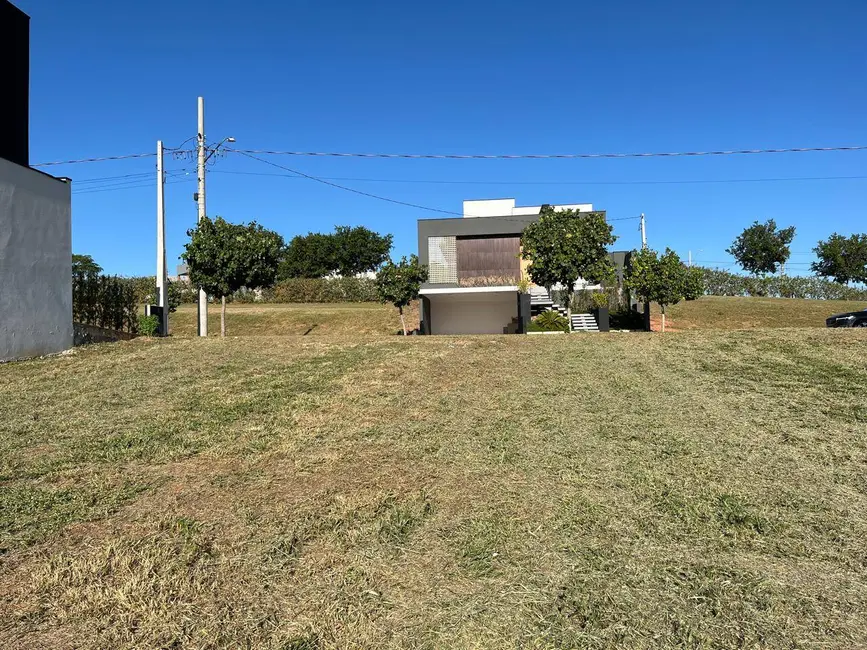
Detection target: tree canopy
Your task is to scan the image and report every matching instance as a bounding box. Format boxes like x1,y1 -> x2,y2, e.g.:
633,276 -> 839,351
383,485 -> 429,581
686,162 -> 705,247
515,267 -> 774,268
375,255 -> 428,335
278,226 -> 393,280
182,216 -> 284,336
726,219 -> 796,276
72,254 -> 102,275
625,247 -> 694,332
811,233 -> 867,286
520,207 -> 617,303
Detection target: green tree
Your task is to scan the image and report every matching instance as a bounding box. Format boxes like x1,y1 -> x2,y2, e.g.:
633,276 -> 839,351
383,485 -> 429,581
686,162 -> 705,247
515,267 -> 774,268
375,255 -> 428,335
520,207 -> 617,313
683,265 -> 705,301
812,233 -> 867,285
331,225 -> 393,277
182,216 -> 284,336
625,248 -> 691,332
72,254 -> 102,275
726,219 -> 796,275
278,232 -> 335,279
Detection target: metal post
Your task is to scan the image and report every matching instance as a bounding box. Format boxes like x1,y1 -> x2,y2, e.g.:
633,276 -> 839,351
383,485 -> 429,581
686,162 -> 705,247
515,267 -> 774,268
156,140 -> 168,335
196,96 -> 208,337
640,213 -> 647,249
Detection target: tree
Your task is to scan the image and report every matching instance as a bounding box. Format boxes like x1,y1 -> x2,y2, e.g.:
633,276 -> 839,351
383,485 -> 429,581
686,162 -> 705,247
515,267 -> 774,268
331,225 -> 393,277
624,248 -> 691,332
726,219 -> 796,275
182,216 -> 284,336
375,255 -> 428,335
683,266 -> 705,301
72,254 -> 102,275
278,232 -> 335,279
812,233 -> 867,285
520,207 -> 617,312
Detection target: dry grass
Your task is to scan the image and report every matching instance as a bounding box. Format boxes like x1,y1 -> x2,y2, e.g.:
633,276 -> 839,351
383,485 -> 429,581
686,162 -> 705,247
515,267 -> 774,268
1,329 -> 867,648
170,302 -> 419,337
665,295 -> 865,330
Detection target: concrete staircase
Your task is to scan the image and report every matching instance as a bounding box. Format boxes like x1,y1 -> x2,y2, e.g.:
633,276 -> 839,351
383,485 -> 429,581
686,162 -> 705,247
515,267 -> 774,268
570,313 -> 600,332
529,288 -> 568,319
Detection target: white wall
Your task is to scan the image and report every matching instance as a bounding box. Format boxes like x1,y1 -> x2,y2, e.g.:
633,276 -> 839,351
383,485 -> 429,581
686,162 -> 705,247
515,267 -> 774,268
463,198 -> 594,218
0,157 -> 72,361
429,292 -> 517,335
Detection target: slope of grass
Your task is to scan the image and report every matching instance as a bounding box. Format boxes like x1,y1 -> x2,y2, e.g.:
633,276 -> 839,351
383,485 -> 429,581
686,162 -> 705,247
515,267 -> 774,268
169,302 -> 417,337
666,295 -> 865,330
2,329 -> 866,648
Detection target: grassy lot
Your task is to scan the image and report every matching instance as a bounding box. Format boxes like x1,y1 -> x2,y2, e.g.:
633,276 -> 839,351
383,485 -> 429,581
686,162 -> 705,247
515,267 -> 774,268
1,329 -> 867,648
666,295 -> 865,330
170,302 -> 418,337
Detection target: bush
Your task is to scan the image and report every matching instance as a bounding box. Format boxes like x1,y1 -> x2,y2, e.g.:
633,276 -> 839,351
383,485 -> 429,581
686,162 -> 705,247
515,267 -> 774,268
72,272 -> 139,334
138,315 -> 159,337
590,292 -> 609,309
531,310 -> 569,332
695,267 -> 867,301
458,275 -> 518,288
266,277 -> 379,303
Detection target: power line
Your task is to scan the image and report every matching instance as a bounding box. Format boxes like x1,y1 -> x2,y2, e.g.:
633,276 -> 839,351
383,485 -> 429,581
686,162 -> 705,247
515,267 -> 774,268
210,168 -> 867,186
231,144 -> 867,160
72,177 -> 194,195
33,152 -> 156,167
230,148 -> 640,222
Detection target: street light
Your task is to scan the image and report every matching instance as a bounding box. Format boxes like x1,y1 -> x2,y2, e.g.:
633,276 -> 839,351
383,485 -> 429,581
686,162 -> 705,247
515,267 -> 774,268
205,136 -> 236,163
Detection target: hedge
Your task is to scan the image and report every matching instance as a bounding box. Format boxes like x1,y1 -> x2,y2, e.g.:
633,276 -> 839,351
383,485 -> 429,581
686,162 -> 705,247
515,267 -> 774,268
696,267 -> 867,301
72,272 -> 139,334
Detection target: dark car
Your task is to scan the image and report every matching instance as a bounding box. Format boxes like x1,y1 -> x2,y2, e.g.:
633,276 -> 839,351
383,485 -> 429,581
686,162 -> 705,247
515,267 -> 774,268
826,308 -> 867,328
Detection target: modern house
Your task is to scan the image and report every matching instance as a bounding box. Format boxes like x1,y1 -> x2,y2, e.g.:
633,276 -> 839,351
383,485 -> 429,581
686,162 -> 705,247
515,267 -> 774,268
417,199 -> 628,335
0,1 -> 73,361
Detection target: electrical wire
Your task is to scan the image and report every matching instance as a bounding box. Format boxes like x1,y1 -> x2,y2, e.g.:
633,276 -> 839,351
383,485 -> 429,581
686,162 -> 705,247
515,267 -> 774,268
231,144 -> 867,160
33,152 -> 156,167
210,168 -> 867,187
230,148 -> 640,222
72,177 -> 195,195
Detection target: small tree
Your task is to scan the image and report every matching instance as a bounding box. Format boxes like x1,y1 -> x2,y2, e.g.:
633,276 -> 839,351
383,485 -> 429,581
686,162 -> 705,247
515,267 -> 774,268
625,248 -> 691,332
726,219 -> 796,275
72,254 -> 102,275
375,255 -> 428,335
331,225 -> 393,277
183,216 -> 284,336
812,233 -> 867,286
520,207 -> 617,313
683,266 -> 705,301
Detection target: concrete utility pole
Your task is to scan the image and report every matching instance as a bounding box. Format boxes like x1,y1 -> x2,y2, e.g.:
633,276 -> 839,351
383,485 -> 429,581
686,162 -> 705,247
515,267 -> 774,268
688,250 -> 692,267
640,213 -> 647,249
196,96 -> 208,337
156,140 -> 168,335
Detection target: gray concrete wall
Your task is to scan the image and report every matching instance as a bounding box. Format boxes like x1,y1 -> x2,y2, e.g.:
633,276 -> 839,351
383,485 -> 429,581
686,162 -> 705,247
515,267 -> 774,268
0,157 -> 72,361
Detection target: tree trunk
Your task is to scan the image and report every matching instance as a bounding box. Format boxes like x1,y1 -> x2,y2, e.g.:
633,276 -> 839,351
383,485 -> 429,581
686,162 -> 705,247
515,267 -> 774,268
661,306 -> 666,333
399,305 -> 407,336
221,295 -> 227,337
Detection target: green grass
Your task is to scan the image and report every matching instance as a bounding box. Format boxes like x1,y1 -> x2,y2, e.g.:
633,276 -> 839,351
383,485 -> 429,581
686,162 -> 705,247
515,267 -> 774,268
1,328 -> 867,648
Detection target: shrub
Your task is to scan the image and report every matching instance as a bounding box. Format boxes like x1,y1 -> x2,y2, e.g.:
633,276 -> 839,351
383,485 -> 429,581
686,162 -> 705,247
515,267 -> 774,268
458,275 -> 518,288
138,315 -> 159,337
590,292 -> 609,309
72,272 -> 139,334
531,310 -> 569,332
696,267 -> 867,301
516,277 -> 530,294
268,277 -> 379,303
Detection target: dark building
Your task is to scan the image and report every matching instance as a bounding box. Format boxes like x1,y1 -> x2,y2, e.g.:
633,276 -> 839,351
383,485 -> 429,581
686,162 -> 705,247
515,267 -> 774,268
0,0 -> 30,167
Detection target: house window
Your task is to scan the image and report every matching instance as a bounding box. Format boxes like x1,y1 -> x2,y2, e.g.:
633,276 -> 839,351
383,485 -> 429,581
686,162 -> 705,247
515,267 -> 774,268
428,236 -> 457,283
456,235 -> 521,281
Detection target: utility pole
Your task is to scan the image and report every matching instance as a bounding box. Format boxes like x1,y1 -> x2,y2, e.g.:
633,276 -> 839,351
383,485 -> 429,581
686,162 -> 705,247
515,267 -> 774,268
688,250 -> 692,268
640,213 -> 647,249
196,96 -> 208,337
156,140 -> 168,335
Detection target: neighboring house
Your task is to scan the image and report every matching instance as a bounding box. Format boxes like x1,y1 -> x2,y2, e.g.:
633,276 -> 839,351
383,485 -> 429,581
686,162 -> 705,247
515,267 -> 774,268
0,1 -> 73,362
417,199 -> 628,335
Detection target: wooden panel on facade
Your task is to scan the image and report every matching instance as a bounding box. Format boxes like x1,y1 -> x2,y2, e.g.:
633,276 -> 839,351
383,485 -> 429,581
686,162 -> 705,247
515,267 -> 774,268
456,235 -> 521,280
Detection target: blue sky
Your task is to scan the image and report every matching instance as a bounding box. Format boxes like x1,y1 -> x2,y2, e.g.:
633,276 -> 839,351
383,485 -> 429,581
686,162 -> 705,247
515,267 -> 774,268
17,0 -> 867,276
